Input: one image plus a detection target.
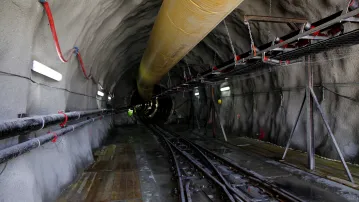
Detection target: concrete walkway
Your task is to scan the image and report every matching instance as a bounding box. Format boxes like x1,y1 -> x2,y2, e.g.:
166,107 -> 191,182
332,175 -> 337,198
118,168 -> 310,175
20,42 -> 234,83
57,125 -> 175,202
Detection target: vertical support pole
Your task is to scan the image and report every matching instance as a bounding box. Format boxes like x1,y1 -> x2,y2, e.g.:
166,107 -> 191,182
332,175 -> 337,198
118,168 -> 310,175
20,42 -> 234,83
211,87 -> 227,141
211,101 -> 216,138
305,55 -> 315,170
217,111 -> 228,142
309,88 -> 355,183
212,88 -> 216,138
282,93 -> 306,160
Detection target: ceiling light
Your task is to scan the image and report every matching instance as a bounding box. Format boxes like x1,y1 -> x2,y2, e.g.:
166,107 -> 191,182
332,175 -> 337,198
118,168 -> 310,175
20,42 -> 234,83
220,86 -> 230,92
97,91 -> 104,97
32,60 -> 62,81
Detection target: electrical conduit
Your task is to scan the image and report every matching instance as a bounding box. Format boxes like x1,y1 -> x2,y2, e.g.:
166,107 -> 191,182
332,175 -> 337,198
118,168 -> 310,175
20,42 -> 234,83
40,0 -> 90,80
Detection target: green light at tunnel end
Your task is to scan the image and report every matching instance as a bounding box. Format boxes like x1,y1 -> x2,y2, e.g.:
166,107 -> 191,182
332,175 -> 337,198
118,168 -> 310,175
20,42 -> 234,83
128,109 -> 134,117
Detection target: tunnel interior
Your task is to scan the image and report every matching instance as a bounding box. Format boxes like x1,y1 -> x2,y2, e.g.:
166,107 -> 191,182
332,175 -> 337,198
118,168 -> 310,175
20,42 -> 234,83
1,0 -> 359,201
130,84 -> 173,122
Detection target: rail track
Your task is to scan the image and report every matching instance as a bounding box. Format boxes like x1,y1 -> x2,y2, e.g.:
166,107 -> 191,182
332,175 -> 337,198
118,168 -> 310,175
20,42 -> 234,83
147,124 -> 304,202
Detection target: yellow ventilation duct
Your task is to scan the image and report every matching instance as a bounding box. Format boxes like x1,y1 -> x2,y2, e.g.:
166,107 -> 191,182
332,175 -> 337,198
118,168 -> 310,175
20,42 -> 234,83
137,0 -> 243,100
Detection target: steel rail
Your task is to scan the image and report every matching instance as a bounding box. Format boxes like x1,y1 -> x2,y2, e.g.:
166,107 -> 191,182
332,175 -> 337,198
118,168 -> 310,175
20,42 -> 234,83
191,140 -> 305,202
155,126 -> 251,201
179,137 -> 251,201
156,131 -> 186,202
148,124 -> 236,202
158,125 -> 305,202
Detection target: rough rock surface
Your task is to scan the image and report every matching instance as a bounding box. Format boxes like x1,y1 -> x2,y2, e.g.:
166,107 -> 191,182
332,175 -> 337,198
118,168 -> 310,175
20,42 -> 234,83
1,0 -> 359,201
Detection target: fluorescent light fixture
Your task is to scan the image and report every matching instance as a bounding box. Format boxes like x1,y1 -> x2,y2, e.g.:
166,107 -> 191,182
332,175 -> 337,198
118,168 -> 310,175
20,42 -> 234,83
97,91 -> 104,97
194,92 -> 199,96
108,96 -> 112,100
32,60 -> 62,81
220,86 -> 230,92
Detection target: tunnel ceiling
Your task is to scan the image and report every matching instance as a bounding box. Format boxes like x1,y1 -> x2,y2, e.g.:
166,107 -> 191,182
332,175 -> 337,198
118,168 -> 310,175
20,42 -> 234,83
0,0 -> 350,114
29,0 -> 344,96
107,0 -> 346,97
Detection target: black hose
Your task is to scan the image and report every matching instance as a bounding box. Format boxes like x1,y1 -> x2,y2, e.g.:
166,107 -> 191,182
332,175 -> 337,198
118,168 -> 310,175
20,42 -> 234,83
0,109 -> 113,140
0,114 -> 110,165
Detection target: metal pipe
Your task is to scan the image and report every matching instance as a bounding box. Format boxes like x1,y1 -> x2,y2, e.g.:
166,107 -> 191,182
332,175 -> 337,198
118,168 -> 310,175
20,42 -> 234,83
309,88 -> 355,183
0,114 -> 110,165
0,109 -> 113,140
137,0 -> 244,100
244,15 -> 307,24
306,56 -> 315,170
282,93 -> 306,160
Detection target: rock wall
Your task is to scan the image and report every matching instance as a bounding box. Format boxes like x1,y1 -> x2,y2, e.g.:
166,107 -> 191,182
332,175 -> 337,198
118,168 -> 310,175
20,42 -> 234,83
186,0 -> 359,163
1,0 -> 359,201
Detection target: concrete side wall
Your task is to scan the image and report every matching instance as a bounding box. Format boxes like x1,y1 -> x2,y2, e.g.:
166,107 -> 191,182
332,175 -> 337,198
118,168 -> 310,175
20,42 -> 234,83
178,0 -> 359,163
0,118 -> 112,202
191,48 -> 359,163
0,1 -> 118,201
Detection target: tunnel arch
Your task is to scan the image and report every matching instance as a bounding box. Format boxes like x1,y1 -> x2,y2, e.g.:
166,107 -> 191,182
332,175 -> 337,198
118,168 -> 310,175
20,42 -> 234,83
130,84 -> 173,122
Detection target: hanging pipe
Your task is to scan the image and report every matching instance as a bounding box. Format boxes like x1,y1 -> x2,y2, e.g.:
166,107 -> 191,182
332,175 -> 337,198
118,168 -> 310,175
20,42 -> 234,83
137,0 -> 244,100
39,0 -> 90,79
0,114 -> 111,165
0,109 -> 113,140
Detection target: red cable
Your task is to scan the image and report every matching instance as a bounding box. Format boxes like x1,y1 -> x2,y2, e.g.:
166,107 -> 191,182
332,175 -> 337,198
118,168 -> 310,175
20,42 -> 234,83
76,52 -> 90,79
51,132 -> 58,143
42,2 -> 74,63
58,111 -> 68,127
252,44 -> 257,56
41,1 -> 90,80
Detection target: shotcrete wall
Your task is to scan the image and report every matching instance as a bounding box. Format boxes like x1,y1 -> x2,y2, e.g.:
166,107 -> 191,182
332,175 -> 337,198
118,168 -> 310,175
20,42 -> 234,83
186,0 -> 359,163
1,0 -> 359,201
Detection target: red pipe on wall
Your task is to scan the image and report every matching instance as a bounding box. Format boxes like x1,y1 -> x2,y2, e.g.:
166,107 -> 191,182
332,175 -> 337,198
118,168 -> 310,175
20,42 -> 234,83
76,51 -> 90,79
40,0 -> 90,79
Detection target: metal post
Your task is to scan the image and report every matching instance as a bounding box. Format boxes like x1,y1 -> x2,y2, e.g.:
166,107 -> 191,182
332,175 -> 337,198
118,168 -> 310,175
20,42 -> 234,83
211,87 -> 227,141
305,55 -> 315,170
282,93 -> 306,160
309,88 -> 355,183
212,104 -> 216,138
216,111 -> 228,142
211,88 -> 216,138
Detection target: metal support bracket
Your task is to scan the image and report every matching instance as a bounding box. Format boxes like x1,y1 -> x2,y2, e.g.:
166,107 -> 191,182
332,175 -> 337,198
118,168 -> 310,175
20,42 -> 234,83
309,87 -> 355,183
282,93 -> 306,160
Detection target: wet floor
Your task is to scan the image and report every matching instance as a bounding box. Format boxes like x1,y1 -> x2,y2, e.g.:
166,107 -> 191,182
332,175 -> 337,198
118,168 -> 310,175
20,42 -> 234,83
58,124 -> 359,201
170,125 -> 359,202
57,125 -> 176,202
